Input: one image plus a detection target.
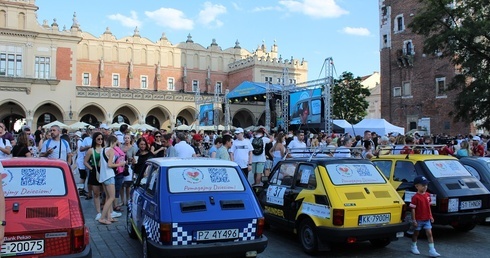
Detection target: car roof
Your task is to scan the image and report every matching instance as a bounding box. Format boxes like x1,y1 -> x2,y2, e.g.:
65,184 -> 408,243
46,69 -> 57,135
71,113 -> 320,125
148,157 -> 238,167
284,157 -> 374,165
0,157 -> 70,166
373,154 -> 458,161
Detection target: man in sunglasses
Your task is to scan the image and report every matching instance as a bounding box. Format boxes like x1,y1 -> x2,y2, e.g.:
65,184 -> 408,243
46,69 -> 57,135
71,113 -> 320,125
39,125 -> 72,164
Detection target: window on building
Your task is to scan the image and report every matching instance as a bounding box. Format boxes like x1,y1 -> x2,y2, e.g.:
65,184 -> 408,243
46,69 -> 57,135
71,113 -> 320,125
34,56 -> 50,79
265,76 -> 272,83
112,74 -> 119,87
277,78 -> 281,84
215,81 -> 222,94
141,75 -> 148,89
192,80 -> 199,92
0,46 -> 23,77
403,40 -> 415,55
395,15 -> 404,32
402,81 -> 411,96
82,73 -> 90,86
167,77 -> 175,90
436,77 -> 447,96
393,87 -> 401,97
289,78 -> 296,84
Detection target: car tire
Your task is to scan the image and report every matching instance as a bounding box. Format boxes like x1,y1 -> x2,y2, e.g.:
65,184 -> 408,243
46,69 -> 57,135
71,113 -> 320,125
452,222 -> 476,232
299,218 -> 318,255
369,238 -> 391,248
142,231 -> 153,258
127,211 -> 137,239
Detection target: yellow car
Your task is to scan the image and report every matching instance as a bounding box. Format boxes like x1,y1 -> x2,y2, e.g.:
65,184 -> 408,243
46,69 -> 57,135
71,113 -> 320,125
372,154 -> 490,231
256,157 -> 409,255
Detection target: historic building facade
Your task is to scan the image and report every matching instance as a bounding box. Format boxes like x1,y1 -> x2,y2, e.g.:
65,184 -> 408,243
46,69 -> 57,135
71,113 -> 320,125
379,0 -> 470,135
0,0 -> 308,132
361,71 -> 381,119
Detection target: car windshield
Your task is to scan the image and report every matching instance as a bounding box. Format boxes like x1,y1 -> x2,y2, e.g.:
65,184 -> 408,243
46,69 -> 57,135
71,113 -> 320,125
2,166 -> 67,197
168,166 -> 245,193
425,160 -> 472,178
325,163 -> 386,185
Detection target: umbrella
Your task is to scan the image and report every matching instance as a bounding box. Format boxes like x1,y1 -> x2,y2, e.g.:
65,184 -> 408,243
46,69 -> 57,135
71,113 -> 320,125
133,124 -> 157,131
110,122 -> 132,130
42,121 -> 68,129
68,121 -> 94,131
176,124 -> 190,131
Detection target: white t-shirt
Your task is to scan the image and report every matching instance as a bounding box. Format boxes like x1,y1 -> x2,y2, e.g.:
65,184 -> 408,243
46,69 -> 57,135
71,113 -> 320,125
41,139 -> 72,161
174,141 -> 196,158
230,138 -> 253,168
76,139 -> 86,169
251,135 -> 271,163
0,138 -> 12,158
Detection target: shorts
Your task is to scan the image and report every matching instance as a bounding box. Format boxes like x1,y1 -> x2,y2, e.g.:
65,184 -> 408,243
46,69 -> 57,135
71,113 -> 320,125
265,160 -> 273,170
102,177 -> 115,186
415,220 -> 432,231
252,162 -> 265,174
79,169 -> 87,180
122,181 -> 133,188
88,167 -> 102,186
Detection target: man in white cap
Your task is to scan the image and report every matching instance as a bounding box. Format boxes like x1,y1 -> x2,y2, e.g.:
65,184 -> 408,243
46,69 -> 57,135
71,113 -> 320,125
472,135 -> 484,156
230,128 -> 253,183
99,123 -> 111,141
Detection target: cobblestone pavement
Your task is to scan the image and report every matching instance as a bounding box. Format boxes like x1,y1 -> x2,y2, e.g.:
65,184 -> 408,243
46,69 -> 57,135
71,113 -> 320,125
80,193 -> 143,258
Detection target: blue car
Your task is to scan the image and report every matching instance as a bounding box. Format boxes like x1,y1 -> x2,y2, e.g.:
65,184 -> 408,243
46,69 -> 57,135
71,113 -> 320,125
127,158 -> 268,258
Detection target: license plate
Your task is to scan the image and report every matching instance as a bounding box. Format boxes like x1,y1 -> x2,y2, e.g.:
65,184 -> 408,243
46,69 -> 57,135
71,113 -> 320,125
460,200 -> 482,210
396,232 -> 404,238
196,229 -> 239,241
358,214 -> 391,225
1,240 -> 44,255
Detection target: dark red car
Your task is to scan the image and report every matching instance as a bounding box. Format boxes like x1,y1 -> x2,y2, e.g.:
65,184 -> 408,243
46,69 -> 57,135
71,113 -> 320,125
0,158 -> 91,257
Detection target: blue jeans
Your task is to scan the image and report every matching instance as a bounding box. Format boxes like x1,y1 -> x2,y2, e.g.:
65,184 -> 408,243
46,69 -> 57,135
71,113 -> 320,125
114,173 -> 124,198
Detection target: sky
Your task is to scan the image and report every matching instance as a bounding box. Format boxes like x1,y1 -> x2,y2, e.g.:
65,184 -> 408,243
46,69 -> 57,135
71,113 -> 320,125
36,0 -> 380,81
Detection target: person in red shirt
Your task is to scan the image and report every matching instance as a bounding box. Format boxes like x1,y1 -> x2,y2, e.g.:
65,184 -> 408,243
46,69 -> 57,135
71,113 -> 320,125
439,140 -> 455,156
471,136 -> 484,157
409,176 -> 440,257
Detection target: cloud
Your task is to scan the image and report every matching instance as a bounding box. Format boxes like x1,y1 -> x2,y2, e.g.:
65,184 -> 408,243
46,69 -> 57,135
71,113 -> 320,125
231,2 -> 242,11
197,2 -> 227,27
107,11 -> 142,28
145,8 -> 193,30
252,6 -> 283,12
279,0 -> 348,18
342,27 -> 371,36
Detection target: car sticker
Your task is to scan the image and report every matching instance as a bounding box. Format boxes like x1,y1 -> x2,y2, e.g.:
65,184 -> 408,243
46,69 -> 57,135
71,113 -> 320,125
131,191 -> 140,219
326,164 -> 386,185
300,168 -> 311,184
266,185 -> 286,206
168,167 -> 245,193
2,167 -> 66,197
425,160 -> 472,178
404,191 -> 436,205
301,202 -> 330,219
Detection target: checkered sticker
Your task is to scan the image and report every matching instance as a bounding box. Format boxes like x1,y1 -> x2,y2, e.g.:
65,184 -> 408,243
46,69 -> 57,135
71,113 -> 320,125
143,216 -> 161,244
236,219 -> 257,241
172,223 -> 194,245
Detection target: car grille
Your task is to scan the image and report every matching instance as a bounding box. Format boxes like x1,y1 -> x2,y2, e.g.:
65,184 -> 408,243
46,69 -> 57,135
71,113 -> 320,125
345,192 -> 365,200
373,191 -> 391,198
26,207 -> 58,218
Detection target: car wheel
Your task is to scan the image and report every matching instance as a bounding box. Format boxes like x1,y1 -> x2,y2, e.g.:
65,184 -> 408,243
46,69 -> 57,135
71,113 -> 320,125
142,232 -> 153,258
126,211 -> 137,239
299,218 -> 318,255
369,238 -> 391,248
452,222 -> 476,232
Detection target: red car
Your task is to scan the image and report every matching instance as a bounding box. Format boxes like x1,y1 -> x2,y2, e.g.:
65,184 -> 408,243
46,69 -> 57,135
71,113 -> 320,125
0,158 -> 91,257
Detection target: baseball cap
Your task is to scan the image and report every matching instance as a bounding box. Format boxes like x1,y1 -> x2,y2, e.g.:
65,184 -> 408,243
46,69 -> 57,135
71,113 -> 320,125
472,136 -> 481,141
235,128 -> 244,134
193,134 -> 203,141
74,131 -> 82,138
100,123 -> 109,130
256,126 -> 266,133
414,175 -> 429,185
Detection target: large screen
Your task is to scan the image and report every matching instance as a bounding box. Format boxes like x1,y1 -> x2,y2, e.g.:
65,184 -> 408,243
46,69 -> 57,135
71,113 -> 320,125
199,104 -> 214,126
289,88 -> 322,125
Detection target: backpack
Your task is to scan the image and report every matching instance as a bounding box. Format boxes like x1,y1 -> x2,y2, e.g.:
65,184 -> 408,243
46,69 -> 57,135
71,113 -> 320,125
252,136 -> 264,155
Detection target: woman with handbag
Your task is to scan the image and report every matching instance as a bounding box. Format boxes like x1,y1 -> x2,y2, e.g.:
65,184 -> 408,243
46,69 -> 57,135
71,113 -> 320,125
83,132 -> 104,221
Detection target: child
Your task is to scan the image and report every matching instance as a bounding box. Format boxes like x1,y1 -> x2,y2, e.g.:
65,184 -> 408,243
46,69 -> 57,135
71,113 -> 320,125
409,175 -> 440,257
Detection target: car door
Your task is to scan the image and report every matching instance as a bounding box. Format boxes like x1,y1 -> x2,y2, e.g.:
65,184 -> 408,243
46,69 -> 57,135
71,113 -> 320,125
263,162 -> 299,229
284,163 -> 316,225
140,164 -> 160,227
132,163 -> 154,232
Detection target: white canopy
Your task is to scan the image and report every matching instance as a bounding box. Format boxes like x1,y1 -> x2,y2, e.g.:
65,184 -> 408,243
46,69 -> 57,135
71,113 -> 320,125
42,121 -> 68,129
132,123 -> 157,131
175,124 -> 190,131
346,118 -> 405,136
68,121 -> 94,131
333,119 -> 353,133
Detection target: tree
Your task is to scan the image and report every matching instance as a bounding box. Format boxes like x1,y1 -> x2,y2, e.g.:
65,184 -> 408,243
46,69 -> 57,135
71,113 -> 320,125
409,0 -> 490,129
332,72 -> 371,124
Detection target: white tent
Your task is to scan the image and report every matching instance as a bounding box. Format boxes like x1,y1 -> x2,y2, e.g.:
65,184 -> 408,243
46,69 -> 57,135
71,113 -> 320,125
175,124 -> 190,131
42,121 -> 68,129
132,123 -> 156,131
349,119 -> 405,136
68,121 -> 94,131
333,120 -> 353,134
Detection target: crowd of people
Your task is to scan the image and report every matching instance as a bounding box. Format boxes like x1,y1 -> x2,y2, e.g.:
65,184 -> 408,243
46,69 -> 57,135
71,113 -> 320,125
3,120 -> 490,226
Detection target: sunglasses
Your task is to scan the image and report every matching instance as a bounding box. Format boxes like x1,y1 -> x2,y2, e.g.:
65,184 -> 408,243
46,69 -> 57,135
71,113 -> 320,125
155,135 -> 161,138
